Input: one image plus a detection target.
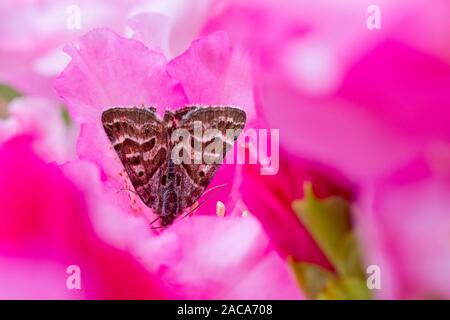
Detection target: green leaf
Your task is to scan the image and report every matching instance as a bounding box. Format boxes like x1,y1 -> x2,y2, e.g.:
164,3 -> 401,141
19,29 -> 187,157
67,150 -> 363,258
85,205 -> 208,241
61,106 -> 72,126
0,84 -> 22,119
321,277 -> 371,300
0,84 -> 21,102
289,260 -> 336,300
335,232 -> 365,278
339,277 -> 371,300
292,182 -> 352,273
290,260 -> 371,300
290,182 -> 370,299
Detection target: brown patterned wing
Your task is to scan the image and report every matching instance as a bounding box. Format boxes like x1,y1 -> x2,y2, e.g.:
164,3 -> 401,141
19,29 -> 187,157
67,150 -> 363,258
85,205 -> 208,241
173,105 -> 246,210
101,107 -> 169,210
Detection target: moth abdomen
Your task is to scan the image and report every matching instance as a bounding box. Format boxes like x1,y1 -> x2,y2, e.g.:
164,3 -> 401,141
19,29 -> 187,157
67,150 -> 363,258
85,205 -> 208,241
160,189 -> 179,226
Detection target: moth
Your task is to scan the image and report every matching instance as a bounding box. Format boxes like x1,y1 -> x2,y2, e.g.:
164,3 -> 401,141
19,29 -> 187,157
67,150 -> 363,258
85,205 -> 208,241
102,105 -> 246,227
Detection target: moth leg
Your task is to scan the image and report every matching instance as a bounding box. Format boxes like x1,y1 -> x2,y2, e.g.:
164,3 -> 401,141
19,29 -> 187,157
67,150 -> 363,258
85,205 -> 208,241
188,201 -> 199,216
150,216 -> 160,225
115,187 -> 139,196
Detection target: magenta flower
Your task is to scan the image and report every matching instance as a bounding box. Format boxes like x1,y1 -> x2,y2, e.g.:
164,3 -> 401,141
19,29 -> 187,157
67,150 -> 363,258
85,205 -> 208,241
0,135 -> 300,299
0,136 -> 171,299
73,151 -> 302,299
4,0 -> 448,300
55,27 -> 254,219
54,27 -> 300,299
137,215 -> 303,299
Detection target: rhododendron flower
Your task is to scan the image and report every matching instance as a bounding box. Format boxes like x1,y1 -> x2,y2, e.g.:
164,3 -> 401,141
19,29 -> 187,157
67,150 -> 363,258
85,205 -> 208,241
0,136 -> 302,299
70,149 -> 303,300
3,0 -> 449,301
55,27 -> 255,220
159,216 -> 302,299
53,26 -> 302,299
98,211 -> 304,299
0,137 -> 171,299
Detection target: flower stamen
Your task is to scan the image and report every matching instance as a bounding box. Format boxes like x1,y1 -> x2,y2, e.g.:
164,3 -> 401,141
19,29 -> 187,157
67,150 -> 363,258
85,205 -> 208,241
216,201 -> 226,217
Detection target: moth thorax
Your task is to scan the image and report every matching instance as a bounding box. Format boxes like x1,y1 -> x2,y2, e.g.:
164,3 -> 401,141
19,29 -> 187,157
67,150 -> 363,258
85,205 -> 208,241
163,111 -> 176,135
160,213 -> 176,227
162,189 -> 178,216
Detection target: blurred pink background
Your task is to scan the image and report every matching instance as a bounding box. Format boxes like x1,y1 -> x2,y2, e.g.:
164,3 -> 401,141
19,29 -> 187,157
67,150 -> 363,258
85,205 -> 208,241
0,0 -> 449,299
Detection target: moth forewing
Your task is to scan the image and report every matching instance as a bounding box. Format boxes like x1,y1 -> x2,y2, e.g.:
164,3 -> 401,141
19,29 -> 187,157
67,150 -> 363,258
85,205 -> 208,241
203,128 -> 224,165
102,105 -> 247,227
170,128 -> 192,165
193,120 -> 203,165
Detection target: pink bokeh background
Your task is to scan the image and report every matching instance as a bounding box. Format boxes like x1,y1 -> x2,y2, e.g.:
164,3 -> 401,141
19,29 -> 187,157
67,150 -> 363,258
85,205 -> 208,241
0,0 -> 449,299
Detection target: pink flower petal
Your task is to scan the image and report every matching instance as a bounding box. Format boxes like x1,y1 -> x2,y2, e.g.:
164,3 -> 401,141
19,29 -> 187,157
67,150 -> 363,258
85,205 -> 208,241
359,157 -> 450,299
62,162 -> 302,299
0,136 -> 171,299
55,28 -> 185,118
128,12 -> 171,57
168,31 -> 256,121
147,216 -> 303,299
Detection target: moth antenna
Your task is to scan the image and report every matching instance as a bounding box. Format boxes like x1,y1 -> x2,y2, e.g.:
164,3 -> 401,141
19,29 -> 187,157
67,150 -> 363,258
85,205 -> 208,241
148,197 -> 211,230
116,187 -> 139,196
178,183 -> 228,220
149,225 -> 165,230
150,216 -> 159,225
179,198 -> 208,220
199,183 -> 228,197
